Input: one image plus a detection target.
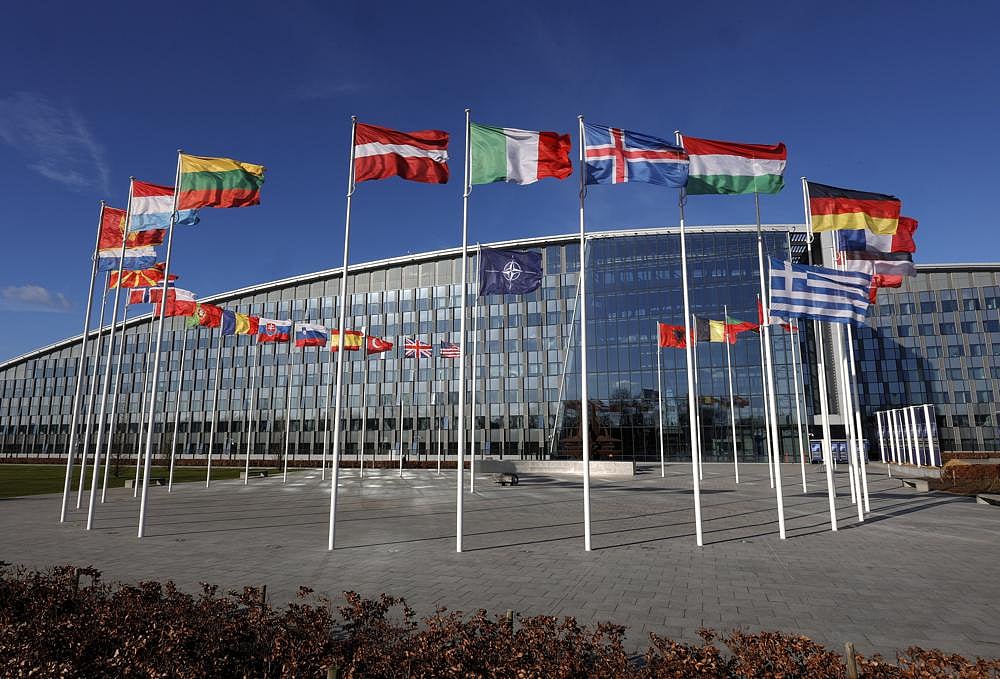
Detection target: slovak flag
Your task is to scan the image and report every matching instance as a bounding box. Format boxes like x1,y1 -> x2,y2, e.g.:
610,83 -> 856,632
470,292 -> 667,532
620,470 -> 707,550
366,335 -> 394,354
403,337 -> 432,359
583,123 -> 688,187
257,318 -> 292,343
295,322 -> 329,348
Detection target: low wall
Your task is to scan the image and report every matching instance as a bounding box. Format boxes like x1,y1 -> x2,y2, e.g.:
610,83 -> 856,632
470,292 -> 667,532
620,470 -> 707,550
476,459 -> 635,478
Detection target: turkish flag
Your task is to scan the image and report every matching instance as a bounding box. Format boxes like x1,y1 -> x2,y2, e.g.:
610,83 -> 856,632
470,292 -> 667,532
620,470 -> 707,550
366,335 -> 394,354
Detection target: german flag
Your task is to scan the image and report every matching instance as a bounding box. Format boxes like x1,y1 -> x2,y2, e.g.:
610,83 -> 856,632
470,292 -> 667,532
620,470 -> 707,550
807,181 -> 901,235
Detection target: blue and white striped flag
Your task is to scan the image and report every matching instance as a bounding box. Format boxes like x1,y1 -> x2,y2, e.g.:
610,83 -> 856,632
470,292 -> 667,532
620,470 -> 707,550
768,257 -> 872,325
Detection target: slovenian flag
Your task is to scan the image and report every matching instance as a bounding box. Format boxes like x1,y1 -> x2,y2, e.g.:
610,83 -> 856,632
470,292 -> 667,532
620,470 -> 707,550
128,180 -> 200,232
96,246 -> 157,272
257,318 -> 292,343
295,322 -> 329,347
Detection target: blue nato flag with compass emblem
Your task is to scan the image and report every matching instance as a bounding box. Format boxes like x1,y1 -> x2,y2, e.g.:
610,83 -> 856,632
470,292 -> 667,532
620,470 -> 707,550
479,248 -> 544,296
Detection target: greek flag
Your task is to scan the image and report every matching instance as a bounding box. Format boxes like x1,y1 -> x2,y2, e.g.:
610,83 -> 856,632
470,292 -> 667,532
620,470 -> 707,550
768,257 -> 872,325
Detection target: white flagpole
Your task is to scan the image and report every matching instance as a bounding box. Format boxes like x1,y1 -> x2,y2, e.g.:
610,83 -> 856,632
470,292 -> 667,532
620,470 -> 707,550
757,302 -> 774,488
85,181 -> 136,527
469,244 -> 481,491
328,116 -> 358,550
244,341 -> 259,484
909,406 -> 921,467
455,108 -> 472,553
674,131 -> 702,547
322,341 -> 333,481
359,338 -> 370,479
77,276 -> 110,510
656,329 -> 665,478
434,393 -> 441,474
282,334 -> 293,483
876,411 -> 886,463
845,323 -> 870,510
60,202 -> 106,522
724,306 -> 739,484
101,289 -> 131,502
753,191 -> 786,539
137,150 -> 183,539
789,320 -> 808,492
887,409 -> 898,466
801,177 -> 838,531
580,116 -> 594,551
167,325 -> 188,492
205,324 -> 223,487
691,317 -> 703,481
134,316 -> 156,497
397,364 -> 404,476
923,404 -> 935,466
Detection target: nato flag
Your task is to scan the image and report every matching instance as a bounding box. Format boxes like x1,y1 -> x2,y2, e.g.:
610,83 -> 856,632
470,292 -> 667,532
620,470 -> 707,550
479,248 -> 543,296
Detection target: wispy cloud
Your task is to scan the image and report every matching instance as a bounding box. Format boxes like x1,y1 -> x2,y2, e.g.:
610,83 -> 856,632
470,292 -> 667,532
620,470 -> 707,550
0,92 -> 110,193
0,285 -> 73,313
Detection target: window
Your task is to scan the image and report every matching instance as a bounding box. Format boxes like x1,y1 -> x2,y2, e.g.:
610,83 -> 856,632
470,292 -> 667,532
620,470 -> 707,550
938,322 -> 957,335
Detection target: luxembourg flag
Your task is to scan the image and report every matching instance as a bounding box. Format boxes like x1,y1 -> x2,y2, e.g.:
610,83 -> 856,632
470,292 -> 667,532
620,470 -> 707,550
294,322 -> 329,347
128,180 -> 200,232
96,246 -> 156,272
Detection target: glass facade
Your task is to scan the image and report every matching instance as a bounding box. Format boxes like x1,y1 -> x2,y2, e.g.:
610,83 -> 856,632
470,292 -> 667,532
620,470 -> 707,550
0,226 -> 854,464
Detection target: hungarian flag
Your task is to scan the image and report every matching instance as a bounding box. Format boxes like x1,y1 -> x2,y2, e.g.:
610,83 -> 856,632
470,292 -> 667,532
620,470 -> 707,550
109,263 -> 178,289
807,181 -> 901,235
354,123 -> 449,184
186,303 -> 223,328
178,154 -> 265,209
657,322 -> 688,349
258,318 -> 292,343
470,122 -> 571,185
366,335 -> 394,354
682,135 -> 786,195
330,329 -> 363,351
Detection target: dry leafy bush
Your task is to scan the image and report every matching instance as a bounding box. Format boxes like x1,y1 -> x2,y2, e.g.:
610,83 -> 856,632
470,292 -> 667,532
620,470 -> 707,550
1,563 -> 998,678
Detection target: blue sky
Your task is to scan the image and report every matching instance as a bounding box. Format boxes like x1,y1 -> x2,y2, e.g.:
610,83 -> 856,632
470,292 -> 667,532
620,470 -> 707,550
1,0 -> 997,361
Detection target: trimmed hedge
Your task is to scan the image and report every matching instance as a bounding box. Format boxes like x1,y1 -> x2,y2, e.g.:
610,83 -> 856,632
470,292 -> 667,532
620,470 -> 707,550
1,563 -> 997,677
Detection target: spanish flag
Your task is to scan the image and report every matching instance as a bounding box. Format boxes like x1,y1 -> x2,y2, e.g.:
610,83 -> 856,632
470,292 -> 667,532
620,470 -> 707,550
807,181 -> 901,235
331,329 -> 364,351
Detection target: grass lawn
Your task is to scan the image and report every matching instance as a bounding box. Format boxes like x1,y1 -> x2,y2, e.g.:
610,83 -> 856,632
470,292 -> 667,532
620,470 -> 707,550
0,464 -> 250,499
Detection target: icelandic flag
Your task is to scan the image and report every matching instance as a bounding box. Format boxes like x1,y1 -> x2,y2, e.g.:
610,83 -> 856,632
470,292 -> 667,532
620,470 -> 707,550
583,123 -> 688,187
257,318 -> 292,343
128,180 -> 200,232
96,246 -> 156,272
295,322 -> 329,347
768,257 -> 872,325
479,248 -> 543,296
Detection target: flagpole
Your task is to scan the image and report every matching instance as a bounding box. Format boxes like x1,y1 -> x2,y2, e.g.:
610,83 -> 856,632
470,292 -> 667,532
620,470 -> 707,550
845,324 -> 870,509
86,180 -> 136,527
724,305 -> 739,484
753,191 -> 786,539
452,108 -> 472,553
580,116 -> 594,551
790,320 -> 808,492
469,244 -> 481,491
76,277 -> 110,510
674,130 -> 702,547
757,295 -> 774,488
60,202 -> 106,522
137,150 -> 183,539
101,288 -> 130,502
322,342 -> 333,481
802,177 -> 838,531
359,337 -> 370,479
134,316 -> 155,498
282,335 -> 293,483
656,330 -> 665,478
548,271 -> 582,457
205,324 -> 223,487
243,340 -> 258,486
167,325 -> 188,492
691,316 -> 703,481
327,116 -> 358,550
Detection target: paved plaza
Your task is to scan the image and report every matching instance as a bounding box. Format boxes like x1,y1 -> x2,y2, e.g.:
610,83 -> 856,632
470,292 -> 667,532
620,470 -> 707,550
3,462 -> 999,659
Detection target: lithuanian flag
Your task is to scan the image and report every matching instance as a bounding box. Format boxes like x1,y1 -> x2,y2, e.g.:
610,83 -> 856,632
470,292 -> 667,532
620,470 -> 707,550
807,181 -> 900,235
178,154 -> 265,210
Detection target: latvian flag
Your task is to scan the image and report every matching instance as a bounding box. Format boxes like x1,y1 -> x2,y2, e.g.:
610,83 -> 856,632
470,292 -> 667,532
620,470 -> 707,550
354,123 -> 449,184
403,337 -> 432,359
295,322 -> 329,348
439,341 -> 460,358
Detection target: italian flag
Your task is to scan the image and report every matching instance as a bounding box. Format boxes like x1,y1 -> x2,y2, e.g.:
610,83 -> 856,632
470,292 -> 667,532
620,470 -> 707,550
470,123 -> 572,185
683,136 -> 786,195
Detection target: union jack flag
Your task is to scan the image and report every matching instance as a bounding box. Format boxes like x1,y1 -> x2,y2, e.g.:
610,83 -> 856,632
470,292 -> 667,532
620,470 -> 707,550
403,337 -> 432,359
583,123 -> 688,187
439,341 -> 460,359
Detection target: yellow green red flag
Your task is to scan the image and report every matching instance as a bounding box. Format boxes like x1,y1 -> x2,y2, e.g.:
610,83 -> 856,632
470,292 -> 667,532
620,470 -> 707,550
178,154 -> 265,210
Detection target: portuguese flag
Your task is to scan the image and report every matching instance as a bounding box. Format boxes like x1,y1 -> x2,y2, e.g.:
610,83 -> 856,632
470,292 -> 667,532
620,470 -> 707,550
807,181 -> 900,235
470,123 -> 572,185
683,136 -> 786,195
725,315 -> 758,342
178,154 -> 265,209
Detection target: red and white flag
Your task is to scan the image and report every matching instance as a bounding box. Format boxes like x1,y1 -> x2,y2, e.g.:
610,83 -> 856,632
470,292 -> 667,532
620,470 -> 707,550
354,123 -> 449,184
403,337 -> 432,358
366,335 -> 394,354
